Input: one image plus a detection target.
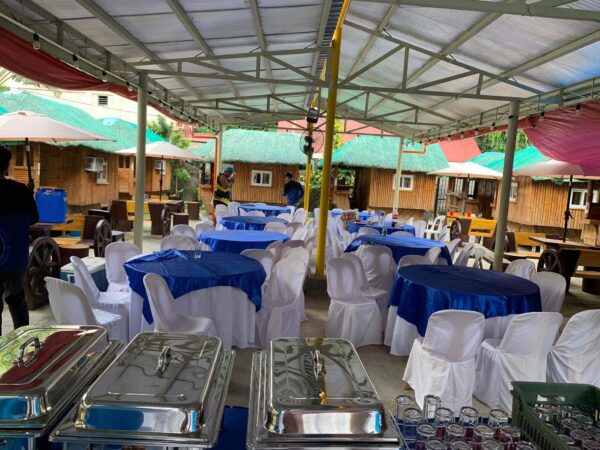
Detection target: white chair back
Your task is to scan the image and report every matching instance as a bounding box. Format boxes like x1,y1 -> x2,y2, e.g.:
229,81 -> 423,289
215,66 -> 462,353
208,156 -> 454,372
281,246 -> 309,268
105,242 -> 141,289
399,255 -> 432,268
326,258 -> 359,300
454,243 -> 474,266
437,225 -> 449,242
238,208 -> 248,216
195,222 -> 214,236
281,239 -> 305,253
266,259 -> 306,307
391,231 -> 413,237
499,312 -> 563,356
471,246 -> 485,269
45,277 -> 98,325
292,208 -> 307,223
413,220 -> 427,238
305,218 -> 316,238
291,225 -> 307,241
552,309 -> 600,354
247,210 -> 265,217
422,310 -> 485,361
240,249 -> 275,281
431,215 -> 446,230
342,253 -> 370,291
70,256 -> 100,306
532,271 -> 566,312
360,245 -> 395,292
277,213 -> 292,221
142,273 -> 181,331
447,238 -> 462,258
160,235 -> 198,251
358,227 -> 379,236
425,246 -> 441,263
506,259 -> 537,280
266,240 -> 284,260
264,222 -> 288,234
228,201 -> 241,216
171,224 -> 196,239
285,222 -> 302,238
215,204 -> 229,223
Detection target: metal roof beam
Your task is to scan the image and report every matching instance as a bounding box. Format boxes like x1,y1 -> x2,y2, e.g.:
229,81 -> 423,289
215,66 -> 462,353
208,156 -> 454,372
190,91 -> 314,104
304,0 -> 333,108
340,85 -> 521,101
247,0 -> 276,106
339,43 -> 405,85
142,70 -> 324,87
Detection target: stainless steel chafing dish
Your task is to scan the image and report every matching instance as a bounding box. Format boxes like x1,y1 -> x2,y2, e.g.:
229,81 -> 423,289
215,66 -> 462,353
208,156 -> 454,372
247,337 -> 404,449
0,325 -> 122,449
52,332 -> 235,448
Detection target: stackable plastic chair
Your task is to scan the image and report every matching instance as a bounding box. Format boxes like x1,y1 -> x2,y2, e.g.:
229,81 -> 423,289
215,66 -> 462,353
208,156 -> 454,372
532,271 -> 567,312
160,234 -> 198,251
425,215 -> 446,239
547,309 -> 600,387
358,227 -> 379,237
105,242 -> 141,292
171,224 -> 197,239
475,312 -> 563,411
398,255 -> 432,269
505,259 -> 536,280
195,222 -> 214,237
264,222 -> 287,234
447,238 -> 462,260
471,246 -> 486,269
326,258 -> 382,347
277,213 -> 293,221
436,225 -> 449,242
292,208 -> 307,223
143,273 -> 217,336
404,310 -> 485,412
45,277 -> 127,343
240,249 -> 276,284
424,246 -> 442,264
454,243 -> 474,266
413,220 -> 427,238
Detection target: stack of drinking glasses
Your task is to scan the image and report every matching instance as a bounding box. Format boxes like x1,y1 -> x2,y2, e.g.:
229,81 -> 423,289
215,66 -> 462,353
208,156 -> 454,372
532,401 -> 600,449
394,394 -> 538,449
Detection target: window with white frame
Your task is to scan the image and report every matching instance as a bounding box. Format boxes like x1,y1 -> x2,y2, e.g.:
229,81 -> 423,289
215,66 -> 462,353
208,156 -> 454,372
392,174 -> 414,191
569,188 -> 599,209
251,170 -> 272,187
96,160 -> 108,184
509,182 -> 518,202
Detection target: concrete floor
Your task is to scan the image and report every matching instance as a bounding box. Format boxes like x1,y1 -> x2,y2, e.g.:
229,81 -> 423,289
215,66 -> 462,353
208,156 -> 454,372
4,221 -> 599,417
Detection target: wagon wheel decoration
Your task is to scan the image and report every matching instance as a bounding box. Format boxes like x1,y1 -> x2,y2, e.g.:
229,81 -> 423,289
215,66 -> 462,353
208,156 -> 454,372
93,220 -> 112,257
24,237 -> 60,309
449,220 -> 462,241
537,249 -> 566,275
161,207 -> 172,236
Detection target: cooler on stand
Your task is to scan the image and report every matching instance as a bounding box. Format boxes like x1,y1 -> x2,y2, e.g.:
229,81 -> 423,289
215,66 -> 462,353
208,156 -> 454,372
35,187 -> 67,224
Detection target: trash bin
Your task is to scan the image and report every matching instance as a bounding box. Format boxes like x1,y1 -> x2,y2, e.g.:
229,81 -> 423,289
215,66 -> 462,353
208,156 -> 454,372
36,187 -> 67,223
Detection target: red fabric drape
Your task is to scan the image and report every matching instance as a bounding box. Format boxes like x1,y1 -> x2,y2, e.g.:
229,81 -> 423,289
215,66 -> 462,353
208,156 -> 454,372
0,28 -> 192,124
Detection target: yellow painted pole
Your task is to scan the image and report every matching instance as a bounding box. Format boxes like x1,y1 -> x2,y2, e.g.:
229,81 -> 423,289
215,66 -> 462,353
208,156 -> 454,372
315,0 -> 349,277
304,152 -> 311,212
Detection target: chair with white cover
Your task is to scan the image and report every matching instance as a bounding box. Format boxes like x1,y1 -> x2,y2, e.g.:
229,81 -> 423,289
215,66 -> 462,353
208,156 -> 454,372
326,258 -> 382,347
506,259 -> 536,280
285,222 -> 302,238
45,277 -> 127,343
280,246 -> 309,320
391,231 -> 413,237
471,246 -> 485,269
247,210 -> 266,217
532,271 -> 567,312
143,273 -> 217,336
291,225 -> 307,241
105,242 -> 141,293
305,218 -> 316,238
305,236 -> 317,274
447,238 -> 462,260
287,205 -> 295,216
228,201 -> 241,216
266,240 -> 284,261
171,224 -> 196,239
404,310 -> 485,412
264,222 -> 287,234
454,243 -> 474,266
292,208 -> 307,223
240,249 -> 275,284
413,220 -> 427,238
398,255 -> 432,269
195,222 -> 214,237
281,239 -> 305,253
215,204 -> 229,223
475,312 -> 563,411
547,309 -> 600,387
70,256 -> 129,341
359,245 -> 395,293
160,234 -> 198,251
425,246 -> 442,264
358,227 -> 379,236
254,258 -> 305,348
277,212 -> 292,221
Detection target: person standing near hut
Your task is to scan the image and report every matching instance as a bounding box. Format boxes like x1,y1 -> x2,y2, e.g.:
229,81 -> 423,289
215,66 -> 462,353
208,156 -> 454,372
283,172 -> 304,207
0,145 -> 38,334
213,166 -> 235,206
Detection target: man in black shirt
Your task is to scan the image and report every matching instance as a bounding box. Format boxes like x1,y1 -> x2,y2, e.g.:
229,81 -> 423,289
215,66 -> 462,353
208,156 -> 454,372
0,145 -> 37,334
282,172 -> 304,208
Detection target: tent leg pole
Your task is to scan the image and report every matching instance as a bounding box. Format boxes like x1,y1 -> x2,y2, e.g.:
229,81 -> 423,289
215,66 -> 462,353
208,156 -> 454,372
159,156 -> 164,201
133,72 -> 148,250
304,153 -> 311,213
493,100 -> 519,271
212,125 -> 223,222
392,137 -> 405,214
563,175 -> 573,241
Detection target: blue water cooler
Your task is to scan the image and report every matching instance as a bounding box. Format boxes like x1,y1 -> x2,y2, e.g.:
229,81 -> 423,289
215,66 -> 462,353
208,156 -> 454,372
35,187 -> 67,223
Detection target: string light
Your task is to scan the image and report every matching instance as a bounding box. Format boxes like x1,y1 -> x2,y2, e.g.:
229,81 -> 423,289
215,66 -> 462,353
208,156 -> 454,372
126,82 -> 133,92
474,128 -> 479,136
576,104 -> 581,116
72,54 -> 79,68
447,134 -> 452,141
101,71 -> 108,82
32,33 -> 40,50
490,122 -> 496,131
540,111 -> 545,122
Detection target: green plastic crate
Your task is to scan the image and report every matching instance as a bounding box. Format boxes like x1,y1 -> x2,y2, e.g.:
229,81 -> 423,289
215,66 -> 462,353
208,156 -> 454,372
512,381 -> 600,450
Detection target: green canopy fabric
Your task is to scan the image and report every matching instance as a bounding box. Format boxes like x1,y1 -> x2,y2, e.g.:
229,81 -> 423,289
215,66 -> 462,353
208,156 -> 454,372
0,105 -> 8,115
99,117 -> 165,149
485,146 -> 550,172
192,129 -> 306,165
319,135 -> 449,172
469,151 -> 504,167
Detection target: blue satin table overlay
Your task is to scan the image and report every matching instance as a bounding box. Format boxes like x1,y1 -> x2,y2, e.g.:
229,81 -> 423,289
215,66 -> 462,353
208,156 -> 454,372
347,221 -> 416,236
239,203 -> 291,217
219,215 -> 288,231
124,249 -> 266,324
346,234 -> 452,264
199,230 -> 288,253
391,265 -> 542,336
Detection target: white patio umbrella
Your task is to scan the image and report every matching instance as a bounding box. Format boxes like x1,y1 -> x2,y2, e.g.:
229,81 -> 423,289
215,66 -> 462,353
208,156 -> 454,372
0,111 -> 113,190
429,161 -> 503,179
116,141 -> 203,200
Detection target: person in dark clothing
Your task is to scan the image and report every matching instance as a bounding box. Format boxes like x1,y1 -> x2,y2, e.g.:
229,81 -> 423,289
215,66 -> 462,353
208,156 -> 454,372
282,172 -> 304,207
0,145 -> 37,334
213,166 -> 235,207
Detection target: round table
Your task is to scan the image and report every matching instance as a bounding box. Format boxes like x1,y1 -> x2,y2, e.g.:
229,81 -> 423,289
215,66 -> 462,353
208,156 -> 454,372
385,265 -> 542,355
345,234 -> 452,264
239,204 -> 291,217
219,215 -> 288,231
348,221 -> 416,235
124,249 -> 266,349
199,230 -> 288,253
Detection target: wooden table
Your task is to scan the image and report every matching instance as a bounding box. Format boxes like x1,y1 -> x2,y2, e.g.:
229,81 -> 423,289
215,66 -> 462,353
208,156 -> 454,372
529,237 -> 596,250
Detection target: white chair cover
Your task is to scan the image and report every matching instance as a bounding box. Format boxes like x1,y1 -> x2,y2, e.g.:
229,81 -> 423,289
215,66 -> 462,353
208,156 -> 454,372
266,240 -> 284,261
171,224 -> 196,239
413,220 -> 427,238
532,271 -> 566,312
215,204 -> 229,223
358,227 -> 378,237
454,243 -> 474,266
406,217 -> 414,225
264,222 -> 287,234
292,208 -> 307,223
547,309 -> 600,387
281,246 -> 309,321
425,246 -> 442,263
305,218 -> 316,238
247,210 -> 266,217
281,239 -> 305,253
398,255 -> 432,268
506,259 -> 537,280
285,222 -> 302,238
447,238 -> 462,259
277,213 -> 293,221
291,225 -> 307,241
475,312 -> 563,411
254,259 -> 305,349
195,222 -> 215,237
105,242 -> 141,292
391,231 -> 413,237
240,249 -> 275,284
160,235 -> 198,251
359,245 -> 395,293
238,208 -> 248,216
228,201 -> 241,216
326,258 -> 382,347
404,310 -> 485,412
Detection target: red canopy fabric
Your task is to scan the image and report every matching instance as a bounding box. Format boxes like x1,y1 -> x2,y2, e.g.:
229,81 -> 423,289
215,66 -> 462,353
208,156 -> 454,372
0,28 -> 189,124
439,138 -> 481,162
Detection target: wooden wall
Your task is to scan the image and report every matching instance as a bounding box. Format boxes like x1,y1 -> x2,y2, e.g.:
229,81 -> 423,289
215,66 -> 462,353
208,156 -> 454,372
230,163 -> 299,205
6,143 -> 41,187
365,169 -> 437,215
145,157 -> 172,194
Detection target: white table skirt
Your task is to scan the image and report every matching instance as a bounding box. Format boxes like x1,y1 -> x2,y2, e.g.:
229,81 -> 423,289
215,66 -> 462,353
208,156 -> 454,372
384,306 -> 515,356
129,286 -> 257,350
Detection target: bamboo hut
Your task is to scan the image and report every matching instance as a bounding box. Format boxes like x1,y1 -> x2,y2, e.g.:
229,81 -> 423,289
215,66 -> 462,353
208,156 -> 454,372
192,129 -> 306,208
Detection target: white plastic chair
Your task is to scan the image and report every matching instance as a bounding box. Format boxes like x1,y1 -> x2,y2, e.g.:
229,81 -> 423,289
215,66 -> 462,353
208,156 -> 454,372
447,238 -> 462,259
143,273 -> 217,336
45,277 -> 127,343
471,246 -> 485,269
292,208 -> 307,224
358,226 -> 379,237
254,259 -> 305,349
277,213 -> 292,221
264,222 -> 287,234
326,258 -> 382,347
390,231 -> 413,237
454,243 -> 474,266
240,249 -> 275,284
70,256 -> 129,340
160,234 -> 198,251
285,222 -> 302,238
425,246 -> 442,263
247,210 -> 265,217
195,222 -> 214,237
228,201 -> 241,216
404,310 -> 486,412
105,242 -> 141,293
398,255 -> 432,268
531,271 -> 566,312
475,312 -> 563,411
215,204 -> 229,223
425,215 -> 446,238
547,309 -> 600,387
413,220 -> 427,238
505,259 -> 537,280
171,224 -> 196,239
437,225 -> 449,242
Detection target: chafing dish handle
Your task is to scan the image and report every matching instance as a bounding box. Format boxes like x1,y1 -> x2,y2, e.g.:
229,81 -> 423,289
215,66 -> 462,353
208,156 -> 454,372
15,336 -> 42,366
311,349 -> 324,379
155,346 -> 172,376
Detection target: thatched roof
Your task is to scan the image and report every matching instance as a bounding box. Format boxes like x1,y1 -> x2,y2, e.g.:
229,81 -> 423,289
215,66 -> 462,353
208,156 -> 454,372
192,129 -> 306,165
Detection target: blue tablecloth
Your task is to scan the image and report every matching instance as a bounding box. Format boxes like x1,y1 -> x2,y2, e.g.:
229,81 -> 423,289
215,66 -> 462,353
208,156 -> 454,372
199,230 -> 288,253
239,204 -> 291,217
348,221 -> 416,236
124,249 -> 266,323
358,211 -> 378,221
391,265 -> 542,336
346,234 -> 452,264
220,215 -> 288,231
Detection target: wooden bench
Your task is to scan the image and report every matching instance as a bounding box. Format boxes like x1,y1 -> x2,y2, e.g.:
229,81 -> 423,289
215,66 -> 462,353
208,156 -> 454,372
573,249 -> 600,280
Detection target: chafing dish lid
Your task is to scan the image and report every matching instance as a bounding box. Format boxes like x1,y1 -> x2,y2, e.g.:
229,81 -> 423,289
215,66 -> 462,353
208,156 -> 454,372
74,332 -> 223,434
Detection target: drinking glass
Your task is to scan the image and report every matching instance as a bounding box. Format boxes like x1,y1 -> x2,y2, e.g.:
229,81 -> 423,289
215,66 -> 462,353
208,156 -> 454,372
488,409 -> 509,439
445,423 -> 466,444
582,440 -> 600,450
450,441 -> 471,450
561,418 -> 581,435
460,406 -> 479,440
425,439 -> 446,450
395,395 -> 414,422
416,424 -> 436,450
403,407 -> 423,444
557,435 -> 576,446
570,429 -> 591,446
423,395 -> 441,423
482,440 -> 504,450
561,405 -> 580,419
473,425 -> 494,450
499,425 -> 521,450
515,442 -> 537,450
194,246 -> 202,259
434,407 -> 454,439
575,414 -> 594,428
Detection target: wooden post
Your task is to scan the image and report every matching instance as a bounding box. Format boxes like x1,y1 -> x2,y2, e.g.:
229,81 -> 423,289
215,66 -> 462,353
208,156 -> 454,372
133,73 -> 147,250
392,137 -> 405,213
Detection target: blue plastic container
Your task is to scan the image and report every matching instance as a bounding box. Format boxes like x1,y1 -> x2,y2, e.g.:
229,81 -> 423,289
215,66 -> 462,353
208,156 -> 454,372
35,187 -> 67,223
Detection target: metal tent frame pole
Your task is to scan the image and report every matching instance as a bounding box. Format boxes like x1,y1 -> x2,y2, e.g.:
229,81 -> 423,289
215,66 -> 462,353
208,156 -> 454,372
392,137 -> 405,213
159,155 -> 164,201
133,72 -> 147,250
563,175 -> 574,241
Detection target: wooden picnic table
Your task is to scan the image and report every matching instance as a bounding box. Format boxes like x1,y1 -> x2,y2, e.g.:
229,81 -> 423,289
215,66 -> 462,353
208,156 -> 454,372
529,237 -> 596,250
